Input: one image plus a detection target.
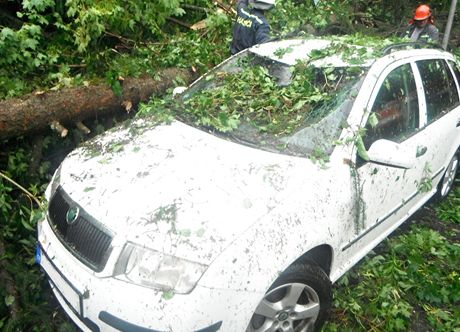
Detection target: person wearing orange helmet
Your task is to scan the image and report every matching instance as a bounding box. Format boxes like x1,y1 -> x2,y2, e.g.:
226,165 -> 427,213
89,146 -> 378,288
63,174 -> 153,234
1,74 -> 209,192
406,4 -> 440,43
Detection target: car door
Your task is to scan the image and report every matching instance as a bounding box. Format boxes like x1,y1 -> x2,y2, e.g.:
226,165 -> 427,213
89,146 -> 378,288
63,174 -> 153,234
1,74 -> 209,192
412,58 -> 460,193
344,61 -> 426,251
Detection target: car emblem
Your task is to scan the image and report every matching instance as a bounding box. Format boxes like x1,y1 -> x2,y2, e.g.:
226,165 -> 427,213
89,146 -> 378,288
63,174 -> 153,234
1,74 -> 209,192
66,206 -> 80,225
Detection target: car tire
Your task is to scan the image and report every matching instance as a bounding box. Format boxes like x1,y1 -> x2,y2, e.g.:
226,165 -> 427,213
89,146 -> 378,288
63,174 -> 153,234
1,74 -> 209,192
246,262 -> 332,332
432,151 -> 459,202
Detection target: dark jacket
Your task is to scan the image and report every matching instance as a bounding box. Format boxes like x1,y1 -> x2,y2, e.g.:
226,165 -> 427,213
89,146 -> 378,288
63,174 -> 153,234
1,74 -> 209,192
230,1 -> 271,55
406,23 -> 440,43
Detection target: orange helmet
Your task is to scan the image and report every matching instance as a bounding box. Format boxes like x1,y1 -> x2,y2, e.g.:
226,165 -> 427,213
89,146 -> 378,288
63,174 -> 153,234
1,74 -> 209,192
414,4 -> 432,20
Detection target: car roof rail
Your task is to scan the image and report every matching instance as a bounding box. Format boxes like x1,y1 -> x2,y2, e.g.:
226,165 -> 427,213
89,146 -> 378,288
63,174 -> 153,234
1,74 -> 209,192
382,42 -> 444,55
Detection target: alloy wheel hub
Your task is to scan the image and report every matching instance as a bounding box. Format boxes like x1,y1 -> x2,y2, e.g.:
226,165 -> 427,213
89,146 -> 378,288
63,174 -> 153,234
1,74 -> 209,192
278,312 -> 289,321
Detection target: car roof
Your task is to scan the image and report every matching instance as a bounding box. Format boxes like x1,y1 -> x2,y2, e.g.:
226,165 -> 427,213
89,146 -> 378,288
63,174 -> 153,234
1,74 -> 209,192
248,37 -> 454,68
249,38 -> 377,67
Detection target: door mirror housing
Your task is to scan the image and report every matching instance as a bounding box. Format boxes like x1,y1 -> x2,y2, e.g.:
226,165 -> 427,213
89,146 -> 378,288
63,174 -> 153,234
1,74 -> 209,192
367,139 -> 416,169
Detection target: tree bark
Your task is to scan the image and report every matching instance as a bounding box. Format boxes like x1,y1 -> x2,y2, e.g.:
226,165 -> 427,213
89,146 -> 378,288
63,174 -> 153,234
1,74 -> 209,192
0,67 -> 198,140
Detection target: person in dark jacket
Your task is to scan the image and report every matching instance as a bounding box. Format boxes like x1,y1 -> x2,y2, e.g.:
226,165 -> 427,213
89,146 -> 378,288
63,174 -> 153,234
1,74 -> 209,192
406,4 -> 439,43
230,0 -> 275,55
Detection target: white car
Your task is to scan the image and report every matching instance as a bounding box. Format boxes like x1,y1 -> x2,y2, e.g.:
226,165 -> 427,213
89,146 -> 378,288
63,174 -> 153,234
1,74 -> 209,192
37,38 -> 460,332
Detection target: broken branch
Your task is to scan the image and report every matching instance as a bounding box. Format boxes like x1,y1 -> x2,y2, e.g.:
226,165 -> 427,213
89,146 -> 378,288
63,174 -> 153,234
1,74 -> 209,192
0,171 -> 42,207
76,121 -> 91,134
50,121 -> 69,138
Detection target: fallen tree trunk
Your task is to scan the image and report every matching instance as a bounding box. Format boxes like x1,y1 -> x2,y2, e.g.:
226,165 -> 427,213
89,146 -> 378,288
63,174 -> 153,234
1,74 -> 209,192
0,67 -> 198,140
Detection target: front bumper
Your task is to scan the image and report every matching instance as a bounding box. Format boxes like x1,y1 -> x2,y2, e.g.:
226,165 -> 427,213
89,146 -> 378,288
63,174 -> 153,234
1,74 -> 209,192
37,216 -> 257,331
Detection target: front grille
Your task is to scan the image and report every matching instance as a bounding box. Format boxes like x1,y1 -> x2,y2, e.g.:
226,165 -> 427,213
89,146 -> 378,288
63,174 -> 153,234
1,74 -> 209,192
48,186 -> 113,272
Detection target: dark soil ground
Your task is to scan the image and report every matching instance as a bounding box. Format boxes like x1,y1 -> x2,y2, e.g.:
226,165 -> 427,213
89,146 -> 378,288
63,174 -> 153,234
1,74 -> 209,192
398,203 -> 460,242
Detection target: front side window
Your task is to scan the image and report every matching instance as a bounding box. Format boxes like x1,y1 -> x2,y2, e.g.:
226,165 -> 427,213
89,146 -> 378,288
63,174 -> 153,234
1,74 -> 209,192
417,59 -> 459,122
364,63 -> 419,149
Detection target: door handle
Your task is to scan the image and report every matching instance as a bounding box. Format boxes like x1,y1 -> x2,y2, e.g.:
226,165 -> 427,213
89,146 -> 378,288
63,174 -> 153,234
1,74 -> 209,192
457,119 -> 460,127
416,145 -> 427,157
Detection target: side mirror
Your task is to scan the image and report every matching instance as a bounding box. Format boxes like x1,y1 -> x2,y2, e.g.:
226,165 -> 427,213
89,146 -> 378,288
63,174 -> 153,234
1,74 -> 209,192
367,139 -> 416,169
172,86 -> 187,96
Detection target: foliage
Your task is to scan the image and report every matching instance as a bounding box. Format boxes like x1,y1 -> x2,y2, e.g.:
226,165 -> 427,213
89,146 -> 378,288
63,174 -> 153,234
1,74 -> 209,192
1,0 -> 460,330
139,39 -> 369,137
108,32 -> 231,80
418,162 -> 434,193
435,185 -> 460,223
0,0 -> 446,99
269,0 -> 328,36
0,0 -> 227,98
0,144 -> 71,331
1,0 -> 232,98
64,0 -> 195,52
0,0 -> 421,99
0,23 -> 61,98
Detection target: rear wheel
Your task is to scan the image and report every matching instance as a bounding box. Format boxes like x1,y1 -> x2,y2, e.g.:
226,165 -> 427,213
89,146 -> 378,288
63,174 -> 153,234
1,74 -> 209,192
433,152 -> 458,201
246,263 -> 332,332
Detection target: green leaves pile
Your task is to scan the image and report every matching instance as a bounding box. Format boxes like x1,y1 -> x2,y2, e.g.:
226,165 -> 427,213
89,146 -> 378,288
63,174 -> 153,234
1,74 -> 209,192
185,62 -> 325,134
435,186 -> 460,223
190,64 -> 317,134
141,53 -> 364,137
0,145 -> 65,331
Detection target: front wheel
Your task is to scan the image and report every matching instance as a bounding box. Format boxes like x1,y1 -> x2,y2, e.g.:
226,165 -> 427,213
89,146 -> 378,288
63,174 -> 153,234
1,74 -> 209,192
433,152 -> 459,202
246,263 -> 332,332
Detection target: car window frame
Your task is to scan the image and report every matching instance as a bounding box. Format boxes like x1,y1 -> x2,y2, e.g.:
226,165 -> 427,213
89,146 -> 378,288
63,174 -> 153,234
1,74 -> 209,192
413,58 -> 460,125
355,59 -> 424,166
355,53 -> 460,167
364,62 -> 421,149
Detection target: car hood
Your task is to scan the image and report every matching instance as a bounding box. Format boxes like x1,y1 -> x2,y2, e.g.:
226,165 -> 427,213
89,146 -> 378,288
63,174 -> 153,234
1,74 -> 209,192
56,119 -> 322,265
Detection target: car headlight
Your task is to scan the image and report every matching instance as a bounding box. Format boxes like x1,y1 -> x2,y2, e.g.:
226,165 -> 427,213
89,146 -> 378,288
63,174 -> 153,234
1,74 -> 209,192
113,242 -> 208,294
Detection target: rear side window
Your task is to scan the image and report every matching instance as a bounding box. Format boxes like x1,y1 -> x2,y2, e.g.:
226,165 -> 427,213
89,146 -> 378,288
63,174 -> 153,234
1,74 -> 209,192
416,59 -> 459,122
364,63 -> 419,149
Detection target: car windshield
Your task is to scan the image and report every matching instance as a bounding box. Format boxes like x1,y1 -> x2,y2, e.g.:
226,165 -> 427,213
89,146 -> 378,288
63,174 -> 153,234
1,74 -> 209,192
174,50 -> 366,157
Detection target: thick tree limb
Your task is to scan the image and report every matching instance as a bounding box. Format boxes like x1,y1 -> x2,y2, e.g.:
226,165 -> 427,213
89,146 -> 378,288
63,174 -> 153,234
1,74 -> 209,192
76,121 -> 91,134
0,68 -> 198,140
50,121 -> 69,137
